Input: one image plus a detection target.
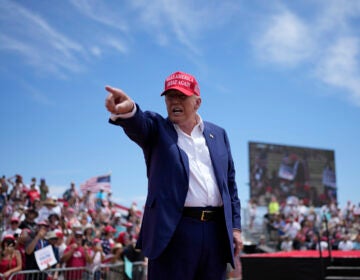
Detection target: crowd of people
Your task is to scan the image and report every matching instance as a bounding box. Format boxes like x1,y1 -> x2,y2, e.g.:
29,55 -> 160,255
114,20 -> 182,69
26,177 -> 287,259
0,174 -> 145,280
249,195 -> 360,252
1,173 -> 359,279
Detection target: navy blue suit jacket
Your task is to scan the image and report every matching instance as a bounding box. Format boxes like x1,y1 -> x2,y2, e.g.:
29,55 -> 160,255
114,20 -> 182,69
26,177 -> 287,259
109,105 -> 241,266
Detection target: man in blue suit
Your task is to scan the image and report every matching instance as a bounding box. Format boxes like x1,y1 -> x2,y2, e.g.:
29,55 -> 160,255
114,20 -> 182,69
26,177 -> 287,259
105,71 -> 243,280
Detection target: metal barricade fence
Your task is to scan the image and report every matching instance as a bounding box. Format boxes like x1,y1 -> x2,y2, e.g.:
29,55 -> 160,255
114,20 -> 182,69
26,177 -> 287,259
7,266 -> 90,280
4,262 -> 148,280
92,261 -> 147,280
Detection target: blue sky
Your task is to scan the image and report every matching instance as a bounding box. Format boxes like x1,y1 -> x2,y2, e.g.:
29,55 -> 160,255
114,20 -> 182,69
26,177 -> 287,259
1,0 -> 359,210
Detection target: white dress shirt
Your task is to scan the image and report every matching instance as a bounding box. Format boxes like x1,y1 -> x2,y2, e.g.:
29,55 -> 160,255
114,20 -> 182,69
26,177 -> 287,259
174,117 -> 223,207
111,106 -> 223,207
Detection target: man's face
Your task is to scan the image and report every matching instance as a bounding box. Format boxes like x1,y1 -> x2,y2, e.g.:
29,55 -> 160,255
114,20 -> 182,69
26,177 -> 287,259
11,221 -> 19,229
164,90 -> 201,126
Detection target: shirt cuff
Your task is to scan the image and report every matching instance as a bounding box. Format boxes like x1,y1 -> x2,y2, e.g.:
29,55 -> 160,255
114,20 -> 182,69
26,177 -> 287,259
110,102 -> 136,121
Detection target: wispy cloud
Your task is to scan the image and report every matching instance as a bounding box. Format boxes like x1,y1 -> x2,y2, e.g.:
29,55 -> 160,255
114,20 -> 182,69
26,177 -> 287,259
254,10 -> 314,67
69,0 -> 128,32
253,1 -> 360,106
103,37 -> 128,54
0,1 -> 85,77
316,37 -> 360,106
130,0 -> 239,55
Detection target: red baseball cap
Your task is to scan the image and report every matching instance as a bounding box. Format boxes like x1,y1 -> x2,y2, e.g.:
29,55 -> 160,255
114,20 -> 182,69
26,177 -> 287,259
11,217 -> 20,223
104,225 -> 116,233
3,234 -> 15,241
161,71 -> 200,97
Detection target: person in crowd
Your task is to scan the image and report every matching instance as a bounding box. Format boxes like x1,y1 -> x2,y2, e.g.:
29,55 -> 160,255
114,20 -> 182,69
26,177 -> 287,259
64,208 -> 78,230
16,229 -> 31,271
268,195 -> 280,218
105,71 -> 242,280
54,230 -> 66,259
2,217 -> 22,241
12,204 -> 26,223
8,175 -> 27,202
62,182 -> 79,207
0,176 -> 9,197
86,238 -> 105,280
51,197 -> 62,217
45,231 -> 61,280
280,235 -> 293,251
111,212 -> 125,239
48,213 -> 61,231
95,187 -> 106,210
83,223 -> 95,245
107,191 -> 113,208
338,234 -> 354,251
24,220 -> 50,280
101,225 -> 116,255
126,203 -> 139,225
39,178 -> 49,202
18,208 -> 38,234
78,212 -> 90,229
352,233 -> 360,250
116,222 -> 134,247
247,198 -> 257,231
61,230 -> 91,280
26,182 -> 40,208
0,177 -> 8,213
283,216 -> 301,240
111,242 -> 123,264
37,198 -> 58,223
0,235 -> 22,279
79,190 -> 95,212
122,238 -> 146,280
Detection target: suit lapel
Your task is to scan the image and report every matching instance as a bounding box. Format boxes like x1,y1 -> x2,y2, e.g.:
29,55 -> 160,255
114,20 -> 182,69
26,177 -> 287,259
203,125 -> 223,191
166,118 -> 190,179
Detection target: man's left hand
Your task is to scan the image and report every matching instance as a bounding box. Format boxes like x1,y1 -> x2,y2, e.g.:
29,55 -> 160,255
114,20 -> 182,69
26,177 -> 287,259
233,230 -> 243,257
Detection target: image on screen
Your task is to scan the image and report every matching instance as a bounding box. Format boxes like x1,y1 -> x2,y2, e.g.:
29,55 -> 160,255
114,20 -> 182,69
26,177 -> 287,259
249,141 -> 336,207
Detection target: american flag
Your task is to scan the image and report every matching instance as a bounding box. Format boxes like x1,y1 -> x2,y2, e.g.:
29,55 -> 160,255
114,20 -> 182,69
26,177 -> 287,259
80,174 -> 111,193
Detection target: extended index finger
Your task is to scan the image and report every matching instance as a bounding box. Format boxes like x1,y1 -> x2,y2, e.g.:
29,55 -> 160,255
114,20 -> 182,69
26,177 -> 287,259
105,86 -> 123,113
105,85 -> 126,96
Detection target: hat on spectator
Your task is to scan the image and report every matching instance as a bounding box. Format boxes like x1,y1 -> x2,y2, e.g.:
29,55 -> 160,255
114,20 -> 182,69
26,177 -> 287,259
45,231 -> 58,240
84,223 -> 94,231
43,198 -> 57,207
1,235 -> 16,246
37,220 -> 49,227
48,213 -> 60,220
112,243 -> 123,252
75,230 -> 83,236
93,238 -> 101,244
72,222 -> 82,229
25,207 -> 39,218
2,234 -> 15,242
10,217 -> 20,223
54,229 -> 64,239
121,222 -> 133,228
103,225 -> 116,233
161,71 -> 200,97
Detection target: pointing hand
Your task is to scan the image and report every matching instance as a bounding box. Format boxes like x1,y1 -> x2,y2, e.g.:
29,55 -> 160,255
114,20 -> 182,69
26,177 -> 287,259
105,86 -> 134,115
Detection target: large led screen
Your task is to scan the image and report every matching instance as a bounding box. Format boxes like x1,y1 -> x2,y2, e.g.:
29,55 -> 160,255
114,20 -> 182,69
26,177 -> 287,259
249,141 -> 336,207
